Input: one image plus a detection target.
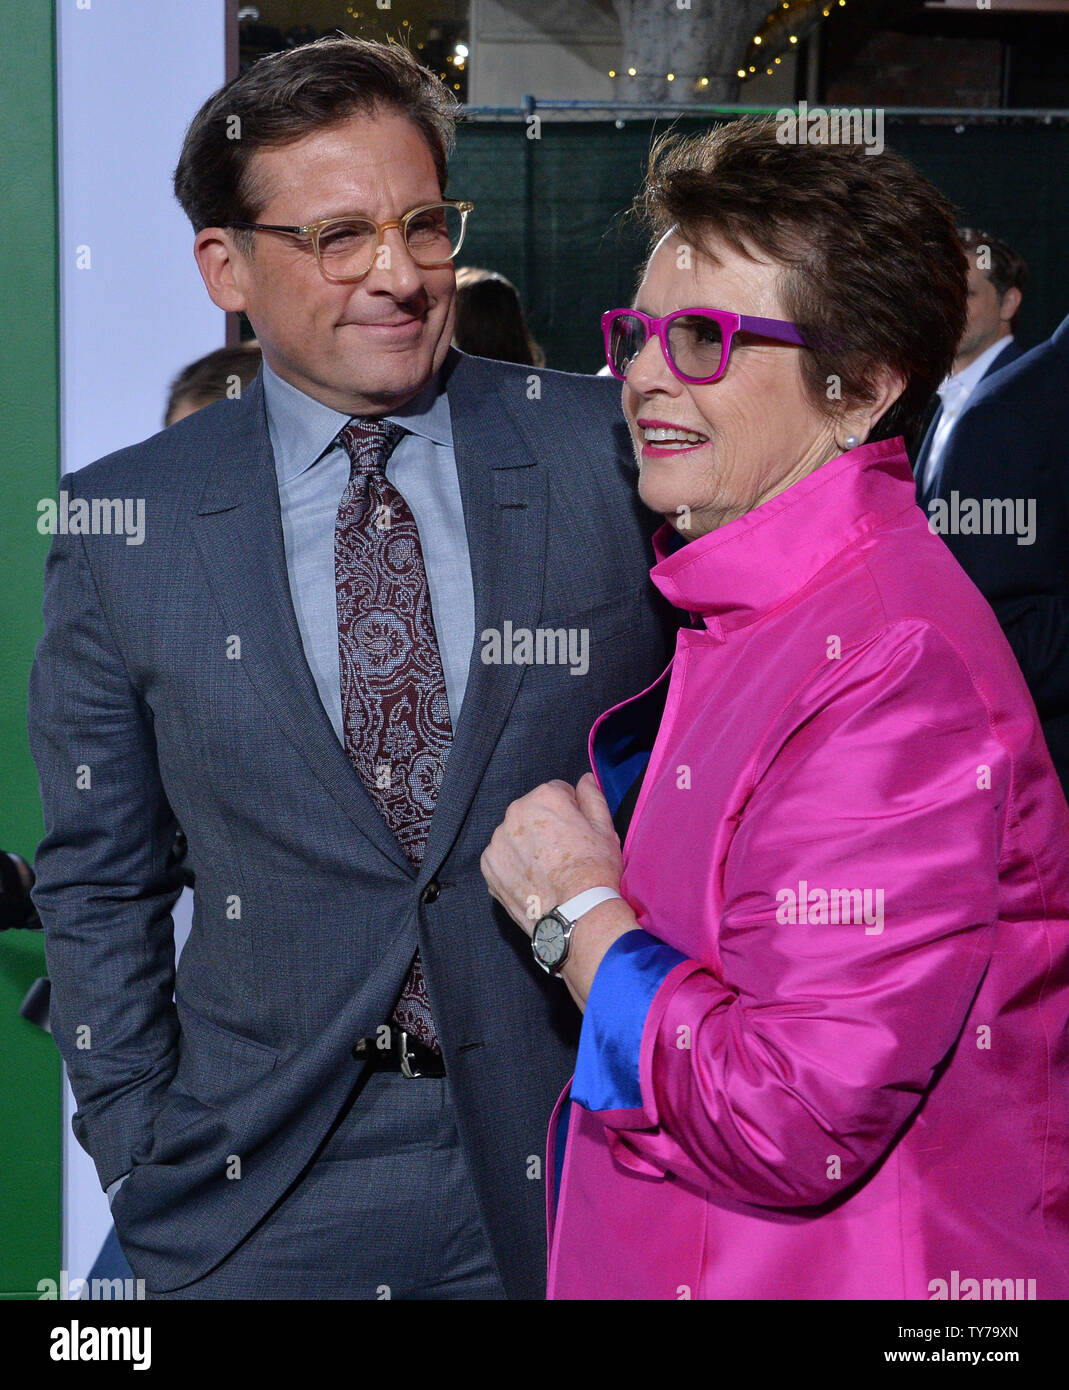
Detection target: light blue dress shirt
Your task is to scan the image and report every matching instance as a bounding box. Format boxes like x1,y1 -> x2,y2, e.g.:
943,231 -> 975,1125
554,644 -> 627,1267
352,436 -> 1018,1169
105,358 -> 475,1210
263,357 -> 475,737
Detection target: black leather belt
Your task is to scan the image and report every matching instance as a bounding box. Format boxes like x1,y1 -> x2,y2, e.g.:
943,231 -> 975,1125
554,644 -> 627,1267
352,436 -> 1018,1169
351,1029 -> 446,1078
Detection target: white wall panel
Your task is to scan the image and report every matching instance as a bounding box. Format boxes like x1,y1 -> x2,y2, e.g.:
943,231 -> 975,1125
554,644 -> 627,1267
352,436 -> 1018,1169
55,0 -> 225,1290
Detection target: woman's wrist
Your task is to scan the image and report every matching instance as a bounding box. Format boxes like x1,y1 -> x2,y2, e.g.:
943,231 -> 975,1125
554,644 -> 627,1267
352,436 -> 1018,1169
559,897 -> 639,1011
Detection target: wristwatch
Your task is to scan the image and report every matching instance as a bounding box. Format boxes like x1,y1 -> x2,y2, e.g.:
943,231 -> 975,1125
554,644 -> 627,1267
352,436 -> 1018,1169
531,886 -> 622,976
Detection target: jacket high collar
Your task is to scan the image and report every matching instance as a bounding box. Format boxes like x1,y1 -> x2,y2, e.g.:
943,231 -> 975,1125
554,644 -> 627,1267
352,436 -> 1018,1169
649,436 -> 917,636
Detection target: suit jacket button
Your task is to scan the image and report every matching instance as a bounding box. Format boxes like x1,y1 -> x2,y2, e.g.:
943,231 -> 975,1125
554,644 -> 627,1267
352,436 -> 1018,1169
420,879 -> 442,904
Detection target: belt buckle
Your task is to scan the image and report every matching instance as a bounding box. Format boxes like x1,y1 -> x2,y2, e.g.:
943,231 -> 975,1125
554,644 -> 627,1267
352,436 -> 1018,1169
398,1030 -> 423,1080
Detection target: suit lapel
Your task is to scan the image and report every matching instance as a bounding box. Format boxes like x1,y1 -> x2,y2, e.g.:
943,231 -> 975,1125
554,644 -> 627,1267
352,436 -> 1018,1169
980,338 -> 1022,380
190,375 -> 414,875
917,341 -> 1023,506
420,352 -> 548,874
914,399 -> 943,505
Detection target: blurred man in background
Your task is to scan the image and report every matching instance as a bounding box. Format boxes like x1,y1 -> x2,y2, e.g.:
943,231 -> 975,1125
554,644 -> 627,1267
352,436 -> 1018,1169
915,227 -> 1026,507
164,341 -> 263,425
929,310 -> 1069,803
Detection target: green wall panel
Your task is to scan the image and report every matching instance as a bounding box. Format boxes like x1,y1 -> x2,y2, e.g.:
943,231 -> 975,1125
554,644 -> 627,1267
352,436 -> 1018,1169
0,0 -> 62,1299
450,116 -> 1069,375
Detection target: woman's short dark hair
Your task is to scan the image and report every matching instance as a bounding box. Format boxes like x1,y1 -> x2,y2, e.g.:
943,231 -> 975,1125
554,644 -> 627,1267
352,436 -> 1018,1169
174,37 -> 458,249
637,118 -> 968,447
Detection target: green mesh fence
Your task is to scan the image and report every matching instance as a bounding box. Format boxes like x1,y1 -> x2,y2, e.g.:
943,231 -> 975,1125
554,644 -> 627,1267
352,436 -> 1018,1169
448,116 -> 1069,375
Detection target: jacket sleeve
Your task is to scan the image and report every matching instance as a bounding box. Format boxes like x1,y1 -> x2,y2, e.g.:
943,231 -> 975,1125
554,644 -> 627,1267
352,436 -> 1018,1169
27,473 -> 183,1192
937,398 -> 1069,718
571,622 -> 1008,1207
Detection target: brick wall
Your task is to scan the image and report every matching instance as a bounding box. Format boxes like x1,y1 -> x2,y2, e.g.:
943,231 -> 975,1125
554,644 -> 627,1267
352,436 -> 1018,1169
827,29 -> 1003,107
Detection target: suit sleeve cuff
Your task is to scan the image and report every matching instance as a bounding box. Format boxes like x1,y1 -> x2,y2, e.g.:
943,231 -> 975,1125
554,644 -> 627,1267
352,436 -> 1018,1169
571,928 -> 688,1114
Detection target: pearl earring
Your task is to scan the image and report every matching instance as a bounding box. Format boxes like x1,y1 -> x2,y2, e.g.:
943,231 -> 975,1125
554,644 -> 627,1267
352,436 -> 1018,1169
841,434 -> 859,450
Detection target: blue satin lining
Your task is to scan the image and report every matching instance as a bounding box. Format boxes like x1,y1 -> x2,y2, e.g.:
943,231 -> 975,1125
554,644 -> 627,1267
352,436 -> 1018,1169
561,646 -> 678,1181
552,1096 -> 572,1217
572,929 -> 686,1112
592,670 -> 669,816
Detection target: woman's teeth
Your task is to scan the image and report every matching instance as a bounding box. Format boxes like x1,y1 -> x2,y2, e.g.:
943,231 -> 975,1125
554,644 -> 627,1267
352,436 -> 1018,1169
643,427 -> 707,444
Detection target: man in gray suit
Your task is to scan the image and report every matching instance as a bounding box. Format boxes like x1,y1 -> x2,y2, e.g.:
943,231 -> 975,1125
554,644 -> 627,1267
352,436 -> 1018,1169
28,37 -> 673,1298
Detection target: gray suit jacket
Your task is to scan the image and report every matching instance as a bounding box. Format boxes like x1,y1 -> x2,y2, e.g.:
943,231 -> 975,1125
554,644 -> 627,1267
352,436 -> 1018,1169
27,350 -> 677,1298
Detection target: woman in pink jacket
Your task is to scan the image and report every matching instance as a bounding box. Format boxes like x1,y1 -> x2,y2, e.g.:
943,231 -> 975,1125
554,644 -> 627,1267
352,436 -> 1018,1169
481,119 -> 1069,1300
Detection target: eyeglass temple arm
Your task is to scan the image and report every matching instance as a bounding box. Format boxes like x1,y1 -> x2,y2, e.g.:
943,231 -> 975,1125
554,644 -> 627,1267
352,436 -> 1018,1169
737,314 -> 809,346
230,221 -> 304,234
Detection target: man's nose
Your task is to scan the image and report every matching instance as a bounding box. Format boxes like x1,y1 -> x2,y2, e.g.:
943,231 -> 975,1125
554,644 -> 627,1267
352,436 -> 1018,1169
364,224 -> 425,296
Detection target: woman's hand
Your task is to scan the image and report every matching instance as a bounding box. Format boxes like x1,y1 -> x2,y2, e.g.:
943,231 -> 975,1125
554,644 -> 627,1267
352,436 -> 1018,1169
480,772 -> 622,934
481,772 -> 638,1011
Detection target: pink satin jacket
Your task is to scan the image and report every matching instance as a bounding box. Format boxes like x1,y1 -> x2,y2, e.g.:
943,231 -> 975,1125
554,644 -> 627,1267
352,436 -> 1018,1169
547,437 -> 1069,1300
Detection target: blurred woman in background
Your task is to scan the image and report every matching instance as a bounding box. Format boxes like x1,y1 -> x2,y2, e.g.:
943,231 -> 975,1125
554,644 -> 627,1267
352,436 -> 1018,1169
452,266 -> 545,367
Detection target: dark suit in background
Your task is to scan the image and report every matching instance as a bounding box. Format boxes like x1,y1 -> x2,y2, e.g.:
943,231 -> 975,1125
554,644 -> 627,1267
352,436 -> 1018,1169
914,337 -> 1023,509
931,314 -> 1069,800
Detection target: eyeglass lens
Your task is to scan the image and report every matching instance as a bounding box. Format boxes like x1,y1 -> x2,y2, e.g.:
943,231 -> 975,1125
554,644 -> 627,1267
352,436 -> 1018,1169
610,313 -> 725,381
317,204 -> 465,275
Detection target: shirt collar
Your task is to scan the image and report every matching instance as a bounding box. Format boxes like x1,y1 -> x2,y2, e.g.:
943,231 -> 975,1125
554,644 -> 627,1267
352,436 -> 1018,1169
649,436 -> 917,635
938,334 -> 1014,405
262,357 -> 453,484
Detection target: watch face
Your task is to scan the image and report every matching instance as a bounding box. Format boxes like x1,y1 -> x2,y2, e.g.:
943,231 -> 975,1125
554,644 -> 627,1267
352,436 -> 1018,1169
533,913 -> 568,970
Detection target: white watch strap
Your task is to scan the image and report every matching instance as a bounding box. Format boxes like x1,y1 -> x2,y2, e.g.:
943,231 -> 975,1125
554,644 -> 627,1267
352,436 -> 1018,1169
555,886 -> 622,923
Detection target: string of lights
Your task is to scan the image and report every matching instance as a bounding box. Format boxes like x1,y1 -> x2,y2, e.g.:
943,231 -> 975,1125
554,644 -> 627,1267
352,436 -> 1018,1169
608,66 -> 713,90
742,0 -> 848,81
606,0 -> 847,90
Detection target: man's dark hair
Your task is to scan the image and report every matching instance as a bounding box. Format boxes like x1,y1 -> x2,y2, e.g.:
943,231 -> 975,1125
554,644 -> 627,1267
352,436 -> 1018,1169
173,36 -> 458,251
958,227 -> 1028,333
165,341 -> 263,424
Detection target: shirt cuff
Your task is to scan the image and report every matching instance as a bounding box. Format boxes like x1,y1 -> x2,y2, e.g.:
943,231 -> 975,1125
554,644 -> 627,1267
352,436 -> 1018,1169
571,928 -> 687,1113
106,1172 -> 131,1209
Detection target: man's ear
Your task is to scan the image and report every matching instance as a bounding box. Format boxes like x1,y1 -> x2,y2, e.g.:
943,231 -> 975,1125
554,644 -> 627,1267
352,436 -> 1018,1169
999,286 -> 1022,326
194,228 -> 250,314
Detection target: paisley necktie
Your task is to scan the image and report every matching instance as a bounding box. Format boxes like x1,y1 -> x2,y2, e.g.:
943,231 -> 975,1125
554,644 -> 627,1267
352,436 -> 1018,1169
335,418 -> 451,1051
